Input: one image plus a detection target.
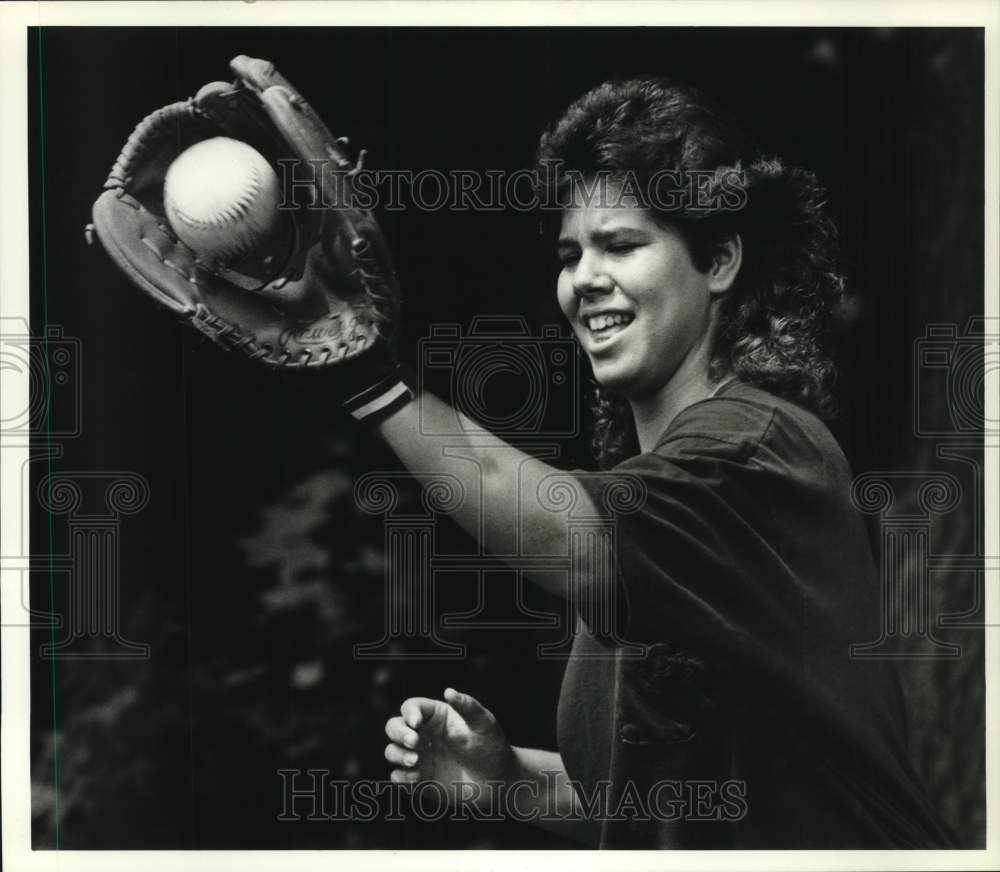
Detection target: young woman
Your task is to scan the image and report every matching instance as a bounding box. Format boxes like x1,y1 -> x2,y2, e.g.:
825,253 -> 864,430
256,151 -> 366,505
378,78 -> 956,848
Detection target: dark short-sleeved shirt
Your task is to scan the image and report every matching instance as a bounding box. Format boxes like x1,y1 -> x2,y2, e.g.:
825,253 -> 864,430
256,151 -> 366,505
557,380 -> 957,849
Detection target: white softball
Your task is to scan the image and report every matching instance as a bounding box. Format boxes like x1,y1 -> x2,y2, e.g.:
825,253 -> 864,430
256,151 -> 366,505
163,137 -> 282,266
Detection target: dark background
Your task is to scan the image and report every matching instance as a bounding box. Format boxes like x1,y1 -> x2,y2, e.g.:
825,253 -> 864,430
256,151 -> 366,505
27,26 -> 985,849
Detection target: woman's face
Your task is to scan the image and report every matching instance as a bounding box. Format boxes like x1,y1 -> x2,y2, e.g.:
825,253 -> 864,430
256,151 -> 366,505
556,186 -> 718,400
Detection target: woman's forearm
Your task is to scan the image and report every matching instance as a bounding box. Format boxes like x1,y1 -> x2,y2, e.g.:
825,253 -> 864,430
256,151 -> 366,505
375,391 -> 596,595
508,747 -> 597,844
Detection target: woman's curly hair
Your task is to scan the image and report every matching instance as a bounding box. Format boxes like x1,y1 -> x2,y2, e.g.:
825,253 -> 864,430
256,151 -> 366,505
534,77 -> 846,468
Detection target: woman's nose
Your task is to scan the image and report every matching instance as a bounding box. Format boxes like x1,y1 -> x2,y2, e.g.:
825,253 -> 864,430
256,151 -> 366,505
572,251 -> 613,298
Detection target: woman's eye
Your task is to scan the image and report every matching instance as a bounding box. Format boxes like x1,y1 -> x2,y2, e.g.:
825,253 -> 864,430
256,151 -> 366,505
558,252 -> 580,267
607,242 -> 638,255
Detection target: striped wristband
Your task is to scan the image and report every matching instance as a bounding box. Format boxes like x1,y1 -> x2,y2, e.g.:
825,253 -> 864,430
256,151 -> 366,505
342,363 -> 416,426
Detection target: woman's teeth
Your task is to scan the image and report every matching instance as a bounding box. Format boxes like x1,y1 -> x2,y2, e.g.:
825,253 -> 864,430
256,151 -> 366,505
586,313 -> 634,333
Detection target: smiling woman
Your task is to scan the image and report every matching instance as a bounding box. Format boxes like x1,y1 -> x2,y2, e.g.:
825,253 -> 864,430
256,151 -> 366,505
537,77 -> 844,468
554,186 -> 742,451
377,75 -> 959,849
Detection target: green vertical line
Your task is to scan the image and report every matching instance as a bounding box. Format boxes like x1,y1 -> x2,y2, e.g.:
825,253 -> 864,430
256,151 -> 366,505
36,26 -> 61,849
179,321 -> 198,846
175,27 -> 198,846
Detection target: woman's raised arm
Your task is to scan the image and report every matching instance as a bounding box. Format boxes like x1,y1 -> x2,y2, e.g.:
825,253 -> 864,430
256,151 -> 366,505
375,389 -> 598,598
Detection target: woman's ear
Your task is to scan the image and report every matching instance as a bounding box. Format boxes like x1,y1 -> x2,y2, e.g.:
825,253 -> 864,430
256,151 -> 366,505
707,233 -> 742,296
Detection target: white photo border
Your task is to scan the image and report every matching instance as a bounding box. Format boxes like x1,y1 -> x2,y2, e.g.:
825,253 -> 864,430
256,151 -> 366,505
1,2 -> 997,871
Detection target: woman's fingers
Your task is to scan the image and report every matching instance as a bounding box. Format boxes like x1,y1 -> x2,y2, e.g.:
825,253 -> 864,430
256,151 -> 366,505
443,687 -> 495,730
384,715 -> 420,749
390,768 -> 420,784
384,742 -> 419,768
399,696 -> 446,730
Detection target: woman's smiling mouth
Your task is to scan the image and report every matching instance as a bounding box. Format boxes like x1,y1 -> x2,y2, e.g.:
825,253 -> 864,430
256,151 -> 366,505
582,311 -> 635,344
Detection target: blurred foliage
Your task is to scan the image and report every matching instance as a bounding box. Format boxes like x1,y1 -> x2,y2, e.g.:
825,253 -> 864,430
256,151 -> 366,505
31,430 -> 570,848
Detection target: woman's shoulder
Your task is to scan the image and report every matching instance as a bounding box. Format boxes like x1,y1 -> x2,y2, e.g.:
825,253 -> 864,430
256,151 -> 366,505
641,380 -> 846,472
607,382 -> 855,522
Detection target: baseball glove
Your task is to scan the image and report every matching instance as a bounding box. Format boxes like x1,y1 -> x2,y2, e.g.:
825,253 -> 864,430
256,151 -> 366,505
87,54 -> 413,424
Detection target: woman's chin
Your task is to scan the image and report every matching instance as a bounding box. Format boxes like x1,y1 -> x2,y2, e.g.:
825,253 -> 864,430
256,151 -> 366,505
591,364 -> 637,396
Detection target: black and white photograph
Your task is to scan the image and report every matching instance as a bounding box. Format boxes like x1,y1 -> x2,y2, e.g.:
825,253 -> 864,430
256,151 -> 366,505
1,2 -> 996,869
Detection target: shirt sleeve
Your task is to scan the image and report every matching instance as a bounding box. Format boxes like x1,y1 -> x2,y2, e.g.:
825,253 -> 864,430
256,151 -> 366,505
571,398 -> 811,683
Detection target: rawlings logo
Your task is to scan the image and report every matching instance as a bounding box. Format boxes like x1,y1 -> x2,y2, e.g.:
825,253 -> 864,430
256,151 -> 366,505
279,322 -> 346,347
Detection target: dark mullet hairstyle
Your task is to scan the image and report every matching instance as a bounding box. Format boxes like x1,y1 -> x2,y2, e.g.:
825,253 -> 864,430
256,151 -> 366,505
535,77 -> 846,468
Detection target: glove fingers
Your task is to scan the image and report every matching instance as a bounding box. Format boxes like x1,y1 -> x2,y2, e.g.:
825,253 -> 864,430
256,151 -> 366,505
231,55 -> 348,165
232,54 -> 356,220
92,191 -> 195,315
231,54 -> 400,336
193,81 -> 292,169
106,101 -> 217,209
